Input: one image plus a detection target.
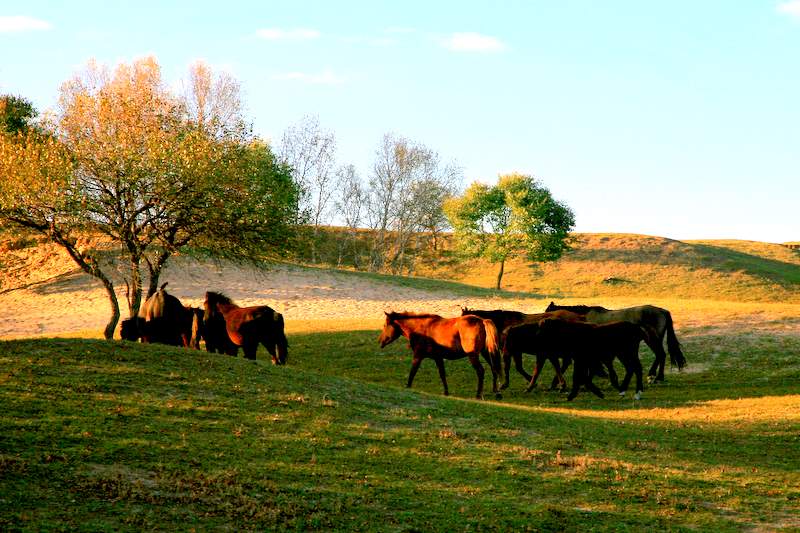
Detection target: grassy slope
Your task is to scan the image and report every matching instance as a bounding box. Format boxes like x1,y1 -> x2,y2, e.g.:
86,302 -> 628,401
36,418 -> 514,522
1,328 -> 799,532
413,233 -> 800,302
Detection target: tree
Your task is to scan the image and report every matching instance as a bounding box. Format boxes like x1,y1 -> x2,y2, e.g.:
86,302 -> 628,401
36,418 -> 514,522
278,115 -> 336,263
333,164 -> 365,267
0,95 -> 37,135
365,133 -> 460,273
0,57 -> 299,339
444,173 -> 575,290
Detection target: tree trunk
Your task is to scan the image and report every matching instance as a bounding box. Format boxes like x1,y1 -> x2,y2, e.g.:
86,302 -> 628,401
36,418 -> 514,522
51,229 -> 120,339
495,258 -> 506,290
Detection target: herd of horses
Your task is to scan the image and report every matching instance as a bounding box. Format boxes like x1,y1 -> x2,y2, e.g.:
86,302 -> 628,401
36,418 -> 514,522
378,303 -> 687,401
120,284 -> 288,365
120,283 -> 686,402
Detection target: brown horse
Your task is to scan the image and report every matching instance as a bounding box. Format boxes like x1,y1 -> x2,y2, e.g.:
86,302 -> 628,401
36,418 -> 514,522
460,307 -> 586,390
203,291 -> 288,364
525,318 -> 648,401
378,311 -> 502,399
545,302 -> 686,382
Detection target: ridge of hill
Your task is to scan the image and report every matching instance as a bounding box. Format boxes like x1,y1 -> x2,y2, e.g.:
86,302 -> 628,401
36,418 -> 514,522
2,230 -> 799,305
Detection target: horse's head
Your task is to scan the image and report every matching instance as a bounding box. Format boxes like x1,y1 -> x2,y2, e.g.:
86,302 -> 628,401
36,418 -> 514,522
460,305 -> 472,316
120,317 -> 142,341
378,312 -> 402,348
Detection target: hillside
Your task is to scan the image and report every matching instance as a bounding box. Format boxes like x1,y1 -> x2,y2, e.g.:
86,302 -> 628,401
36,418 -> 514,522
1,230 -> 799,340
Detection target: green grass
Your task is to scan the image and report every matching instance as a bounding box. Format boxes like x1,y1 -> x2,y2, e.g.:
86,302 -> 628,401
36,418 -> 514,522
2,328 -> 799,531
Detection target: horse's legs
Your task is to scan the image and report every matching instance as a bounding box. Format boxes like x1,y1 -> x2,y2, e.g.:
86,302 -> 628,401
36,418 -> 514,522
263,340 -> 279,365
512,350 -> 532,386
567,361 -> 583,401
469,354 -> 485,400
606,359 -> 622,391
525,354 -> 547,392
433,357 -> 449,396
407,356 -> 423,389
552,356 -> 572,390
480,352 -> 500,397
242,343 -> 257,361
645,334 -> 667,382
568,360 -> 604,400
550,356 -> 567,390
501,349 -> 512,390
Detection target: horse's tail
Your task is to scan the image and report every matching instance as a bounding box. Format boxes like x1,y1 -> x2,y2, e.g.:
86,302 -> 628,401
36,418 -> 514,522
664,311 -> 686,369
481,318 -> 501,375
274,311 -> 289,365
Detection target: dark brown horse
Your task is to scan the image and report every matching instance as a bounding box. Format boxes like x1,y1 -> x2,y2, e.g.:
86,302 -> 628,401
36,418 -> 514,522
120,283 -> 201,348
545,302 -> 686,382
460,307 -> 586,390
203,291 -> 288,364
524,318 -> 648,401
378,311 -> 502,399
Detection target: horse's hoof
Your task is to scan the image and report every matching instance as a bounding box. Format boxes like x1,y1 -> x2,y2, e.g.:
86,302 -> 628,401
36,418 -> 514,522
634,391 -> 642,401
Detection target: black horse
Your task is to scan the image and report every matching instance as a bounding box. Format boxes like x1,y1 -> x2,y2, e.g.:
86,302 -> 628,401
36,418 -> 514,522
545,302 -> 686,382
518,318 -> 648,401
460,307 -> 586,390
120,283 -> 201,348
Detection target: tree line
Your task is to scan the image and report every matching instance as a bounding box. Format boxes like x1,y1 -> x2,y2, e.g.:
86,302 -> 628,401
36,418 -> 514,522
0,57 -> 574,338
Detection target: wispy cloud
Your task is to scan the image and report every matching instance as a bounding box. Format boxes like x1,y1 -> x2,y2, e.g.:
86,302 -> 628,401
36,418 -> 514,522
442,32 -> 507,53
0,15 -> 52,33
778,1 -> 800,17
272,68 -> 344,85
255,27 -> 320,41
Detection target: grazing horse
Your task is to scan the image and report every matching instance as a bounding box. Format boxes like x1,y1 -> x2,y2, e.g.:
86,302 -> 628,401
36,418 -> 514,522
203,291 -> 288,364
545,302 -> 686,382
460,307 -> 585,390
120,283 -> 200,348
525,318 -> 648,401
378,311 -> 502,400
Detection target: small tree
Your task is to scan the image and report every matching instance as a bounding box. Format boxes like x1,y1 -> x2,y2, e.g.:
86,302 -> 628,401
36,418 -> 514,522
278,115 -> 337,263
444,173 -> 575,290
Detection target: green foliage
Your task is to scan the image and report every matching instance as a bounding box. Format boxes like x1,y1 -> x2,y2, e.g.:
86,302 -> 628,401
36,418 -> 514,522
0,95 -> 37,135
445,173 -> 575,288
0,59 -> 301,335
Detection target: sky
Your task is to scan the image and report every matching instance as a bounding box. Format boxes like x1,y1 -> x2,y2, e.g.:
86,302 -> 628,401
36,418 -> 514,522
1,1 -> 799,243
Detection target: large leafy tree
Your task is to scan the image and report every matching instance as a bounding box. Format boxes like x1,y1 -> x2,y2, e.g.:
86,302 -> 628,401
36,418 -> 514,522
444,173 -> 575,290
0,58 -> 299,339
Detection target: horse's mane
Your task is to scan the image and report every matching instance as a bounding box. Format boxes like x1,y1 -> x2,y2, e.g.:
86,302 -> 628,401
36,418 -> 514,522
464,308 -> 527,321
388,311 -> 443,320
206,291 -> 235,306
548,302 -> 608,314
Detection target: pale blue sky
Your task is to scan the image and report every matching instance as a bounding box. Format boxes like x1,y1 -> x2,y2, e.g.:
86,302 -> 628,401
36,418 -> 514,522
2,1 -> 799,242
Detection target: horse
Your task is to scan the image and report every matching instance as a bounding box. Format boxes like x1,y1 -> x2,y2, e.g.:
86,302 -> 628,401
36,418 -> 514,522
545,302 -> 686,382
119,283 -> 200,348
203,291 -> 288,364
378,311 -> 502,400
523,318 -> 648,401
460,307 -> 586,390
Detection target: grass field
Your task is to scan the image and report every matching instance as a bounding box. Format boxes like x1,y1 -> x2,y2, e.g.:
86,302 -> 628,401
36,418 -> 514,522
1,232 -> 799,531
1,314 -> 799,531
